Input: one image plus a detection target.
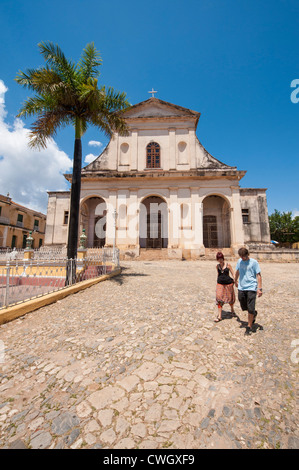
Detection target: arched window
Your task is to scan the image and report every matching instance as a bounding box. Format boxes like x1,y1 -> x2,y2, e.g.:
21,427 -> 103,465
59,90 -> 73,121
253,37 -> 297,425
146,142 -> 160,168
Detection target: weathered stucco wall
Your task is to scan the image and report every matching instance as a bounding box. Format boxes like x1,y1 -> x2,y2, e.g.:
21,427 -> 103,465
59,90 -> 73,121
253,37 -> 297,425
44,192 -> 70,246
240,188 -> 271,244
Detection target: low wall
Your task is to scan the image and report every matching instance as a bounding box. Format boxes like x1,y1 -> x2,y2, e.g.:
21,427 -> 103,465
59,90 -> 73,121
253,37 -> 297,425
0,267 -> 121,325
249,249 -> 299,262
0,276 -> 65,288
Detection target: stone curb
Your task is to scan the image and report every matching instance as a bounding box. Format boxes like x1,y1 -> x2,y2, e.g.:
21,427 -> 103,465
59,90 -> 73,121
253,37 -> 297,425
0,267 -> 121,326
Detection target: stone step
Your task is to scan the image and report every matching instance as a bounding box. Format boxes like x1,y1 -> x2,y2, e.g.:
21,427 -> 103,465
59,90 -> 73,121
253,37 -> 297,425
203,247 -> 234,260
137,248 -> 169,261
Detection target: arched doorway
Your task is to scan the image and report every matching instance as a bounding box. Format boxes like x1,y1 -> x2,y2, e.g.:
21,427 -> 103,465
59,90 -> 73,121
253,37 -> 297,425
202,195 -> 231,248
80,197 -> 107,248
139,196 -> 168,249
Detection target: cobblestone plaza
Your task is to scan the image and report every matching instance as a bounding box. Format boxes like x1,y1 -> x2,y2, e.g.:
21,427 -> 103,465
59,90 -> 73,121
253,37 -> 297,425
0,260 -> 298,449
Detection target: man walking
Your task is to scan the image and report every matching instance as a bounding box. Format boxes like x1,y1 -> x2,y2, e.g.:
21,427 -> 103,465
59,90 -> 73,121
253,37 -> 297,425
234,247 -> 263,336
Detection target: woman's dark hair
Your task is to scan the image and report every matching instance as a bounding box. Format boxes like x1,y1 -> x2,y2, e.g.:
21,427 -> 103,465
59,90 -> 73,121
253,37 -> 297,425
216,252 -> 224,260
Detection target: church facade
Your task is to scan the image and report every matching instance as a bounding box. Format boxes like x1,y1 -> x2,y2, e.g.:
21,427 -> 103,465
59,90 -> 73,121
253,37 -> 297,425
44,97 -> 271,259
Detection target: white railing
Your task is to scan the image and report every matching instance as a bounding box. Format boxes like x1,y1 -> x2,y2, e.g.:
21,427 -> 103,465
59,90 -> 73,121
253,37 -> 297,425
0,248 -> 120,309
0,261 -> 67,309
0,248 -> 24,261
0,247 -> 67,261
34,247 -> 67,260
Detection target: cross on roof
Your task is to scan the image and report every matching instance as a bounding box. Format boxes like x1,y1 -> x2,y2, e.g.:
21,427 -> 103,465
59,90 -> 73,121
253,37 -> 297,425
148,88 -> 157,98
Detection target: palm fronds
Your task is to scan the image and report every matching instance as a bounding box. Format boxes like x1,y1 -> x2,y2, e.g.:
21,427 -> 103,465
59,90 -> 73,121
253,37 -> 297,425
15,41 -> 130,147
78,42 -> 102,82
15,41 -> 130,263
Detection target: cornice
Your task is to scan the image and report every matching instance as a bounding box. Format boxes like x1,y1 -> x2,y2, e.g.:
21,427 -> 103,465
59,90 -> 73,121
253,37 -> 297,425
64,168 -> 246,183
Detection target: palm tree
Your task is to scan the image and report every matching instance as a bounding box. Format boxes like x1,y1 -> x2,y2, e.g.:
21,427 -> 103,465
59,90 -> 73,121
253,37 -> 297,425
15,41 -> 129,283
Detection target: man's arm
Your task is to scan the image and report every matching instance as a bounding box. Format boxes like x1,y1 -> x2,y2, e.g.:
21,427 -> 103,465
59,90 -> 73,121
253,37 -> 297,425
257,273 -> 262,297
235,270 -> 239,288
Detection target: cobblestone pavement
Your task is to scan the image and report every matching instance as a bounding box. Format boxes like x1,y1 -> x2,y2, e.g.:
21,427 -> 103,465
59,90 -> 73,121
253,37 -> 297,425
0,260 -> 298,450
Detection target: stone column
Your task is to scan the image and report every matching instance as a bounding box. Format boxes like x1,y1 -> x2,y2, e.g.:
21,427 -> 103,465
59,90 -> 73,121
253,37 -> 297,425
230,187 -> 245,252
127,188 -> 139,249
116,191 -> 128,247
167,188 -> 182,259
105,189 -> 117,247
44,193 -> 56,245
189,129 -> 196,169
131,129 -> 138,171
168,188 -> 179,247
169,128 -> 176,170
190,190 -> 205,257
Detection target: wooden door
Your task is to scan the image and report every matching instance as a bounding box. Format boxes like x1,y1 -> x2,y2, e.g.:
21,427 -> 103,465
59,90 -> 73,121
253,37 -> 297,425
203,215 -> 218,248
146,212 -> 162,248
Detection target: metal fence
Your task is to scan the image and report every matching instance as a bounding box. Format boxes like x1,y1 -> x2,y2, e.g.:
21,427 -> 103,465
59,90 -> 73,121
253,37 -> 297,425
0,248 -> 119,310
0,247 -> 67,261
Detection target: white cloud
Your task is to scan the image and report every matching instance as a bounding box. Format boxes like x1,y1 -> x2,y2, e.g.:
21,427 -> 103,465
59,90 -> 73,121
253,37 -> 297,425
292,209 -> 299,218
0,80 -> 9,120
84,153 -> 97,164
0,79 -> 72,214
88,140 -> 103,147
84,140 -> 103,164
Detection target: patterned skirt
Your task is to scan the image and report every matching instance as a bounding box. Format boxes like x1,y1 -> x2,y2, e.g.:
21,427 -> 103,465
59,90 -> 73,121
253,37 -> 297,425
216,283 -> 235,306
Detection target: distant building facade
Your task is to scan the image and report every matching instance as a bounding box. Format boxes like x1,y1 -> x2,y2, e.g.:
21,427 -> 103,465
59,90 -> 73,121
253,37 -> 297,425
45,97 -> 271,258
0,194 -> 46,249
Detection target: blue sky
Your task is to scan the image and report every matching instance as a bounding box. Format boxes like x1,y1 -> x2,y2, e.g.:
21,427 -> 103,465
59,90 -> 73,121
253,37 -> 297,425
0,0 -> 298,215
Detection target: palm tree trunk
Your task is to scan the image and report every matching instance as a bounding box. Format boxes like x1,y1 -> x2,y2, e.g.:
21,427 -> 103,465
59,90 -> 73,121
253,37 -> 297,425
66,133 -> 82,285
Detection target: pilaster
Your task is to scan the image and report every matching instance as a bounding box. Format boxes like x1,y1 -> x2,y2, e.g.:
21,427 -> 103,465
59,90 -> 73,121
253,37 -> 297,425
189,129 -> 196,169
168,187 -> 179,247
230,187 -> 245,249
131,129 -> 138,171
169,128 -> 176,170
127,188 -> 139,246
105,189 -> 117,246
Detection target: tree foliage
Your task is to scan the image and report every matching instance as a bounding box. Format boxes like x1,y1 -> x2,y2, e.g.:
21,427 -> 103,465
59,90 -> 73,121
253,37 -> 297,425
15,41 -> 130,276
15,41 -> 130,148
269,210 -> 299,244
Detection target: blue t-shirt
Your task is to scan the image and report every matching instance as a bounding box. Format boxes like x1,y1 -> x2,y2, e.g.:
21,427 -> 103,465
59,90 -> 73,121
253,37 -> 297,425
236,258 -> 261,291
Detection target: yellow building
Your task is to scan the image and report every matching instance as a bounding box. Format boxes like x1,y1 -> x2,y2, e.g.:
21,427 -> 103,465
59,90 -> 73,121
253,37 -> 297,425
0,194 -> 46,249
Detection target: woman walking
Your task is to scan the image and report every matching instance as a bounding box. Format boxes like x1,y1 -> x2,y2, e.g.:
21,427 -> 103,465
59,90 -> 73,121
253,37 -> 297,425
215,252 -> 235,322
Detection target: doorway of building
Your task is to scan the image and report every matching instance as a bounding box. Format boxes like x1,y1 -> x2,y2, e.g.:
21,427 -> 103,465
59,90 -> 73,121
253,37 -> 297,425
146,211 -> 162,248
203,215 -> 218,248
139,196 -> 168,249
202,196 -> 231,248
80,197 -> 107,248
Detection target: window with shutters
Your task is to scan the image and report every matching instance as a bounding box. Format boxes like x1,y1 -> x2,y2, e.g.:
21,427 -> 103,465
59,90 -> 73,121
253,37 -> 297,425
146,142 -> 161,168
242,209 -> 250,224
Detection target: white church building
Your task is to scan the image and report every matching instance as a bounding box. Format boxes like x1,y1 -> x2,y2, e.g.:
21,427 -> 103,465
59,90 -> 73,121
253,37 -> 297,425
44,96 -> 271,259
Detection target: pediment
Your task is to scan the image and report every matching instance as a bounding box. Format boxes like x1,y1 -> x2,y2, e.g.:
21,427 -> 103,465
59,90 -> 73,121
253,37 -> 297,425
124,98 -> 200,120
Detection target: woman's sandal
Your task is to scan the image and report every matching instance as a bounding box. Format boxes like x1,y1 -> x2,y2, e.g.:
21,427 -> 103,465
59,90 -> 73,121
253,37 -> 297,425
214,318 -> 222,322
